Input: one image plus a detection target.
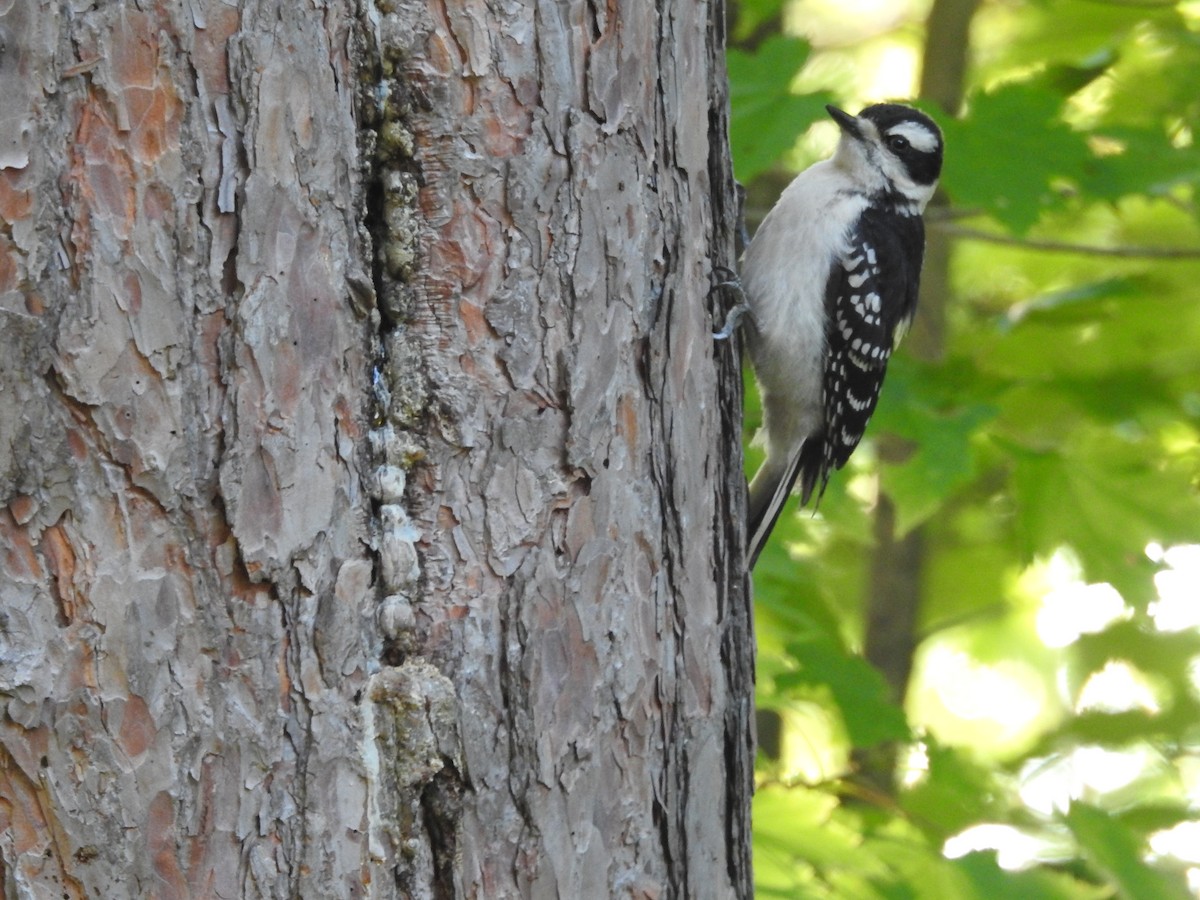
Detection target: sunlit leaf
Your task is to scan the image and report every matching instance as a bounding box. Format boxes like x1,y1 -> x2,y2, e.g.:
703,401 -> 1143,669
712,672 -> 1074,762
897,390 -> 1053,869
1073,620 -> 1200,687
729,2 -> 1200,896
901,740 -> 1000,842
940,82 -> 1093,234
952,851 -> 1109,900
1093,17 -> 1200,131
854,818 -> 966,900
1007,437 -> 1198,605
998,278 -> 1138,332
754,785 -> 876,896
919,539 -> 1015,635
1064,802 -> 1193,900
974,2 -> 1181,83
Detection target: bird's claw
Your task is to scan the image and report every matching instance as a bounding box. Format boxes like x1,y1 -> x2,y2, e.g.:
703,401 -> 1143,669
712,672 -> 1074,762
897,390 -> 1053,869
713,301 -> 751,340
710,268 -> 749,340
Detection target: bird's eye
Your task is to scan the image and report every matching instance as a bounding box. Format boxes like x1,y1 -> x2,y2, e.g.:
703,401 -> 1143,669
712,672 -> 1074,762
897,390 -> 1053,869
886,134 -> 910,152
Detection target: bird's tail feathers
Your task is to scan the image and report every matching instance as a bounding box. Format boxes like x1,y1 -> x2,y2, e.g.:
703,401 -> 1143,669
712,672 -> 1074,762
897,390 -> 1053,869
747,438 -> 832,569
746,451 -> 807,570
796,438 -> 831,508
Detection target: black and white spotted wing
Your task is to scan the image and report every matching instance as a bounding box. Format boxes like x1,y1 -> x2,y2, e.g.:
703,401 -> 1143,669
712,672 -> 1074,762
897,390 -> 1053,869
796,204 -> 925,505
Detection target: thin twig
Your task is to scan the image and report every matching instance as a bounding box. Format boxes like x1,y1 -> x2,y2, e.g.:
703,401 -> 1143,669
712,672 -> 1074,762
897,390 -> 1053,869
937,223 -> 1200,259
1076,0 -> 1178,7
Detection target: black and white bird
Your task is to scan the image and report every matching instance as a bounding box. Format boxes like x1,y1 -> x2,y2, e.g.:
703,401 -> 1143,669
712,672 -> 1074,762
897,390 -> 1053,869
740,103 -> 944,569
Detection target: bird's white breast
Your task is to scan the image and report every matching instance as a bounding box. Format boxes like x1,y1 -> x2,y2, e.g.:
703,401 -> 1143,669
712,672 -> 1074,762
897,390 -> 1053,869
741,161 -> 868,446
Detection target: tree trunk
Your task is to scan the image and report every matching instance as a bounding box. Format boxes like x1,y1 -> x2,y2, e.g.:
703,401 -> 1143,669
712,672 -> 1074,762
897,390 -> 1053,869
0,1 -> 751,897
859,0 -> 980,790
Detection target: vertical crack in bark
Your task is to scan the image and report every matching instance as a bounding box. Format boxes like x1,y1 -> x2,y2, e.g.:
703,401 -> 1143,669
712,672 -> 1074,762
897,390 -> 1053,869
354,8 -> 474,895
346,2 -> 757,896
277,585 -> 314,900
419,765 -> 463,899
641,105 -> 695,895
707,0 -> 755,893
496,576 -> 541,888
355,0 -> 431,663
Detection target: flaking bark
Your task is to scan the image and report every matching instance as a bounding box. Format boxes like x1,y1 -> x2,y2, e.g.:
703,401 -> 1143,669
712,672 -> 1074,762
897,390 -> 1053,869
0,0 -> 751,896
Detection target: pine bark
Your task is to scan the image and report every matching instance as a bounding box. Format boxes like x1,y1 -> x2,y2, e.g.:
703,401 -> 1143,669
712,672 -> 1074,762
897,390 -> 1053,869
0,1 -> 751,897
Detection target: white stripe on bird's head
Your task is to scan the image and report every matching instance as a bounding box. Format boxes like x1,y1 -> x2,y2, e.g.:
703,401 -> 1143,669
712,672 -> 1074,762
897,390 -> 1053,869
885,120 -> 941,154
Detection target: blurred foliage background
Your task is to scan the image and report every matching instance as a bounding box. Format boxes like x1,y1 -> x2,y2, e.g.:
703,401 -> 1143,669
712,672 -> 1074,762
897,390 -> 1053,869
729,0 -> 1200,897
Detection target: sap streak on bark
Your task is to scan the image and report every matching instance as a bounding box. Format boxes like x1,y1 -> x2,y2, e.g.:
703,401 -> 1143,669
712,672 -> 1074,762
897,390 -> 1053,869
384,0 -> 753,896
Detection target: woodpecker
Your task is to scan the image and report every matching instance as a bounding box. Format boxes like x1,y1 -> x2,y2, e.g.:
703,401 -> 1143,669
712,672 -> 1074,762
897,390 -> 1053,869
739,103 -> 944,569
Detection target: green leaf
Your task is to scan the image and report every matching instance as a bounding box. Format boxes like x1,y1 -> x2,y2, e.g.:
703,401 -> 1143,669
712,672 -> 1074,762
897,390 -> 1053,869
855,819 -> 963,900
1027,53 -> 1115,98
1046,709 -> 1175,750
1006,436 -> 1199,605
777,635 -> 910,748
727,36 -> 834,181
920,539 -> 1015,635
1080,127 -> 1200,202
1091,16 -> 1200,131
1114,805 -> 1197,838
729,0 -> 788,46
880,411 -> 997,535
901,741 -> 999,842
755,569 -> 843,660
1051,371 -> 1180,427
952,851 -> 1109,900
998,278 -> 1138,332
869,356 -> 999,532
1073,620 -> 1200,689
1064,802 -> 1193,900
974,1 -> 1180,82
940,82 -> 1093,233
754,785 -> 876,896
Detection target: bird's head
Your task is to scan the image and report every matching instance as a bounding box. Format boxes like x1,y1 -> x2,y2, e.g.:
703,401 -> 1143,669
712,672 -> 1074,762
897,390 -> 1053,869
827,103 -> 944,212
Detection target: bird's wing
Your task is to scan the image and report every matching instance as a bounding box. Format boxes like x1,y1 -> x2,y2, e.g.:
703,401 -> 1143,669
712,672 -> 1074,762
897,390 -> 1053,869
796,207 -> 925,506
745,206 -> 924,569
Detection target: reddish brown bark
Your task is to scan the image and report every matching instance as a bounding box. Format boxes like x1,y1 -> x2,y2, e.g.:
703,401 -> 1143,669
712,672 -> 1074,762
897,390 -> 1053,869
0,1 -> 751,896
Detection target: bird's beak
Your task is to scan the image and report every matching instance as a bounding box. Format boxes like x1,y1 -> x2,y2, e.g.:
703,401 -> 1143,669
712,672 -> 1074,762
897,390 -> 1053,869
826,105 -> 862,139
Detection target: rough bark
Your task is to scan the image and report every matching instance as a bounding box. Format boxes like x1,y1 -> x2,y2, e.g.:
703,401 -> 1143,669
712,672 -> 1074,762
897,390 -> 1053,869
373,0 -> 752,895
0,0 -> 751,897
1,2 -> 377,896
